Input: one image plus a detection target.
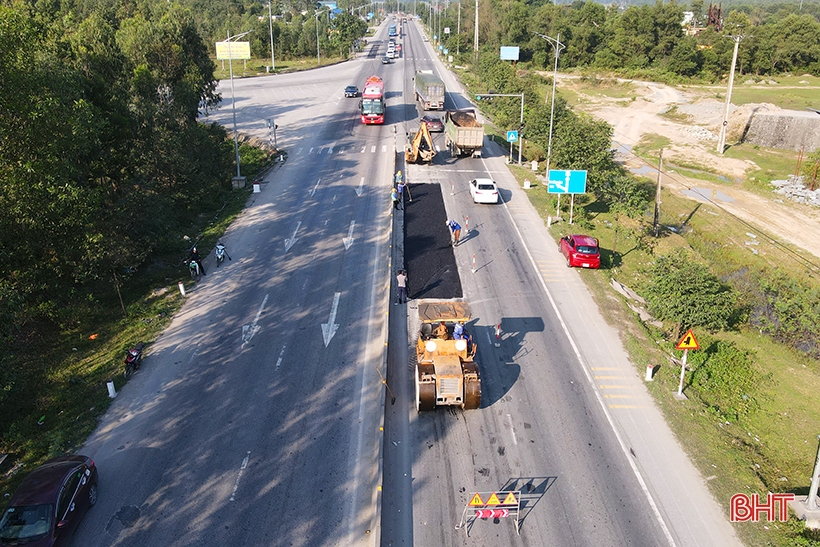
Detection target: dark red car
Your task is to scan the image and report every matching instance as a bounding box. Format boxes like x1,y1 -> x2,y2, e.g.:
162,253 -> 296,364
0,456 -> 98,547
420,115 -> 444,132
560,234 -> 601,269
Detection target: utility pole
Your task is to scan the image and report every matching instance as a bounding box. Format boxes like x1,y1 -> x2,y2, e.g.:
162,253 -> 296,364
457,1 -> 460,56
717,35 -> 744,154
268,1 -> 275,72
473,0 -> 478,59
654,149 -> 663,237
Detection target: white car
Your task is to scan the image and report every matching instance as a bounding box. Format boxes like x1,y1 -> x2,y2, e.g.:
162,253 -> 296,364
469,178 -> 499,204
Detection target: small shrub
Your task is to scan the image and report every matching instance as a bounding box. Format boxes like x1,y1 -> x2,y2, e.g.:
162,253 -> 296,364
689,341 -> 770,421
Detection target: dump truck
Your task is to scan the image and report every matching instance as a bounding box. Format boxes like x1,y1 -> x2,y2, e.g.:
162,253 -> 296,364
405,122 -> 436,163
444,109 -> 483,158
414,70 -> 445,110
415,300 -> 481,411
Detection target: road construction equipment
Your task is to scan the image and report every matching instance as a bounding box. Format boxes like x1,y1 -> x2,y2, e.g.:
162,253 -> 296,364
405,122 -> 436,164
415,300 -> 481,411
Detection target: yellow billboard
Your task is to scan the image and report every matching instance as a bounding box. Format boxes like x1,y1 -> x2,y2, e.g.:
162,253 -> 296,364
215,41 -> 251,60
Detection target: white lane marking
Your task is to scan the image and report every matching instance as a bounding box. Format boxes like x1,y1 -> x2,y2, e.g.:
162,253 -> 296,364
284,221 -> 301,252
507,413 -> 518,446
343,221 -> 356,250
309,147 -> 314,154
491,160 -> 679,547
371,145 -> 376,153
241,294 -> 269,347
327,146 -> 334,154
356,177 -> 364,197
310,178 -> 321,197
229,451 -> 251,501
361,146 -> 366,153
321,292 -> 341,347
381,145 -> 386,152
274,345 -> 286,372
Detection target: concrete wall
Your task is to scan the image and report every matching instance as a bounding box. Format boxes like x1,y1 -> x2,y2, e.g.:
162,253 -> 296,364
743,110 -> 820,151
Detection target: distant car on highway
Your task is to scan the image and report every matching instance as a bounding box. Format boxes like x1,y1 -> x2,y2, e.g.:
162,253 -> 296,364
421,115 -> 443,132
560,234 -> 601,269
381,55 -> 391,64
344,85 -> 360,98
468,178 -> 499,204
0,456 -> 98,547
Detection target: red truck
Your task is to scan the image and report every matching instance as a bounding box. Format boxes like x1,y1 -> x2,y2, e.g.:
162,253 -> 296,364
360,76 -> 385,125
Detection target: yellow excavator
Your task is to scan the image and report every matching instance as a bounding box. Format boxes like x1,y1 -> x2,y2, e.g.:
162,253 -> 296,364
405,122 -> 436,164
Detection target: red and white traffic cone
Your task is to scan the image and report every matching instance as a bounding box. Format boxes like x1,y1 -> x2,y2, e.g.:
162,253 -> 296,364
494,323 -> 501,347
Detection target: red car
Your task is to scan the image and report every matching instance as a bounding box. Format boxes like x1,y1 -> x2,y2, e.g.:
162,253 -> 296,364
0,456 -> 98,547
560,234 -> 601,269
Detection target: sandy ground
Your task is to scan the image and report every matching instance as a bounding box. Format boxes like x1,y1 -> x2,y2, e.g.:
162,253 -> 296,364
565,77 -> 820,261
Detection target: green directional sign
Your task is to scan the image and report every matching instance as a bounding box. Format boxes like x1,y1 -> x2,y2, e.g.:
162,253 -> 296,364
548,169 -> 587,194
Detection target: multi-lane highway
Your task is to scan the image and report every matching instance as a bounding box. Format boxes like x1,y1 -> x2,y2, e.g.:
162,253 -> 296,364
71,15 -> 741,547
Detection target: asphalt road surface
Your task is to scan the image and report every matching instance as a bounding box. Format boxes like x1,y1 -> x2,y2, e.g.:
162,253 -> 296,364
71,15 -> 741,547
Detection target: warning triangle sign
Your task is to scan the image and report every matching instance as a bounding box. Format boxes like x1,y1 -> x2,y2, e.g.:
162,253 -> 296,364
486,492 -> 501,506
502,492 -> 518,505
469,493 -> 484,507
675,329 -> 700,350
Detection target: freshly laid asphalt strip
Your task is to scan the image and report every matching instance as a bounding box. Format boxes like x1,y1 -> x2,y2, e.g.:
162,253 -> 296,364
403,183 -> 463,299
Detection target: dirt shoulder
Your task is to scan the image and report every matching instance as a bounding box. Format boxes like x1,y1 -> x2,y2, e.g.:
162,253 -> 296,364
564,76 -> 820,261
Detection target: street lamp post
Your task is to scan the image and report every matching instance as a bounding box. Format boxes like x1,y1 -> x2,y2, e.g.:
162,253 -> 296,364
315,8 -> 330,65
534,31 -> 565,216
224,30 -> 253,180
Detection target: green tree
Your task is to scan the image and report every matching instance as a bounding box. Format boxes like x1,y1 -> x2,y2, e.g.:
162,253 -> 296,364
603,174 -> 649,260
643,250 -> 737,335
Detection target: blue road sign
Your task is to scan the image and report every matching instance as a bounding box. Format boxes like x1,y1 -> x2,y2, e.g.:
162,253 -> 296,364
506,130 -> 519,143
548,170 -> 588,194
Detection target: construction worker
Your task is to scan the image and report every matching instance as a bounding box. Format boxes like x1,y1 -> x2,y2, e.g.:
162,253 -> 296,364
395,170 -> 403,185
434,321 -> 448,339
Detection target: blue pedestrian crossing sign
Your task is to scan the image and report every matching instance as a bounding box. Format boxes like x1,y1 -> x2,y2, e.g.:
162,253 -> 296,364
548,169 -> 588,194
506,131 -> 519,143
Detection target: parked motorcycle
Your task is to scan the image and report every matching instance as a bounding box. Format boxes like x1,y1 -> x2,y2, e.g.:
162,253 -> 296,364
215,243 -> 231,266
124,342 -> 145,378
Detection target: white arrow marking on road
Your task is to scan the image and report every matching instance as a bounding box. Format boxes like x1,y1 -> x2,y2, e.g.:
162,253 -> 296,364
381,145 -> 387,152
309,147 -> 314,154
310,179 -> 321,197
327,146 -> 333,154
241,294 -> 269,347
321,292 -> 341,347
284,221 -> 301,252
361,146 -> 366,153
371,145 -> 376,153
343,221 -> 356,250
356,177 -> 364,197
